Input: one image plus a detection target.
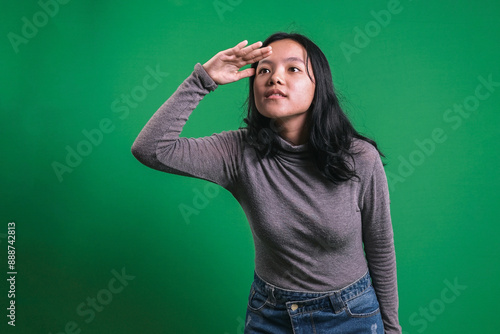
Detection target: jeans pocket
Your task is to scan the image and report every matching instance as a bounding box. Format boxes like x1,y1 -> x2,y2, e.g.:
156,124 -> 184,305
345,285 -> 380,318
247,286 -> 269,312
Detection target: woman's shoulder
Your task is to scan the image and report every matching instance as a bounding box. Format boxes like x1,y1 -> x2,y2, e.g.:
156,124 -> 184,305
351,138 -> 380,158
350,138 -> 383,173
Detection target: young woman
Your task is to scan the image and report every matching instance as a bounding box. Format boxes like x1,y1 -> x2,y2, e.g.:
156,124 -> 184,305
132,32 -> 401,333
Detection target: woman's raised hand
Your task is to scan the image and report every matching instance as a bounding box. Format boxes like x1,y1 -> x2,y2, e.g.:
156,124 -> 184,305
202,40 -> 272,85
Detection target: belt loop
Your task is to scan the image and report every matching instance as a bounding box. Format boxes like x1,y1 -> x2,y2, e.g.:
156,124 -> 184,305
328,291 -> 345,314
270,286 -> 276,304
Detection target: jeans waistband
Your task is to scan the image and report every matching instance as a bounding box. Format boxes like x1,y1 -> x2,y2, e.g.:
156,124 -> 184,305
252,270 -> 372,313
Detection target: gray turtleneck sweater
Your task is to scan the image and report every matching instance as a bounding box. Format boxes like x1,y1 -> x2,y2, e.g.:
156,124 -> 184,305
131,63 -> 401,333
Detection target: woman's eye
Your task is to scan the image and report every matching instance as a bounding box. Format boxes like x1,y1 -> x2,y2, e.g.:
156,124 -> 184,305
258,68 -> 270,74
289,67 -> 300,72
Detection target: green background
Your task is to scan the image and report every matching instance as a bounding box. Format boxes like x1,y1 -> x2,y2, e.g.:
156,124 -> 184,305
1,0 -> 499,333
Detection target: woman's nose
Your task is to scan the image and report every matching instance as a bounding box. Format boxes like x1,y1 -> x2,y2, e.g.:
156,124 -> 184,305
268,72 -> 283,85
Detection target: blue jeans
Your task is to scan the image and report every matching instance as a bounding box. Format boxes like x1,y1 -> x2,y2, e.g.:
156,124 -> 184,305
244,271 -> 384,334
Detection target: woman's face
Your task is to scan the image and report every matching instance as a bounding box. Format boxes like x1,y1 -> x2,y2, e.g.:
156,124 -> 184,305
253,39 -> 315,125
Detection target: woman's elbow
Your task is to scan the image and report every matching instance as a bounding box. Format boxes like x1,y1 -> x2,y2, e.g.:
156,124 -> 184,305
131,141 -> 152,165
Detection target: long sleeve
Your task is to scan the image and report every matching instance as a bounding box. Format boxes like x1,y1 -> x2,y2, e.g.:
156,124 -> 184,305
131,63 -> 243,189
361,156 -> 401,333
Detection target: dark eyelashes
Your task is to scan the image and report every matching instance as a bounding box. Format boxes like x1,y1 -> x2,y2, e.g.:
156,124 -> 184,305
257,67 -> 301,74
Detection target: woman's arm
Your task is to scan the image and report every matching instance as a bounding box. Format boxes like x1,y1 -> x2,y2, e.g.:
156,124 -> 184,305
131,41 -> 272,187
361,155 -> 402,334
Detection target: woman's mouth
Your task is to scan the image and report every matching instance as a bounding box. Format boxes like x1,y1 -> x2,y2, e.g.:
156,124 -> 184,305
265,89 -> 287,99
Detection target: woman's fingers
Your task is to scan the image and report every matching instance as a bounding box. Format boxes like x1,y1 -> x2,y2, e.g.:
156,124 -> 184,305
232,40 -> 250,53
243,45 -> 272,63
239,41 -> 263,54
230,40 -> 272,65
232,40 -> 260,55
236,67 -> 256,80
204,40 -> 273,84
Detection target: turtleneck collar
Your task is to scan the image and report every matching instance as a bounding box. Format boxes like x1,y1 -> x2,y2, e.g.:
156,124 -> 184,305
274,134 -> 313,166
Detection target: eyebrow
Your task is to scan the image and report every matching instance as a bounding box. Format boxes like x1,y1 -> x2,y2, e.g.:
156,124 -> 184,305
258,57 -> 305,66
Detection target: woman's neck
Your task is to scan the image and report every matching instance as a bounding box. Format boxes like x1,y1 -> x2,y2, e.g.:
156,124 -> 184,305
279,128 -> 308,146
275,114 -> 309,146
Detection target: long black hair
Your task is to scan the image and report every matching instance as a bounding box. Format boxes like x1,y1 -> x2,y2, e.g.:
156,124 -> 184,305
243,32 -> 384,184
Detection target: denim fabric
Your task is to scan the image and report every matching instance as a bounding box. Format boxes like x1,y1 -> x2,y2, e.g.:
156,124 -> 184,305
244,271 -> 384,334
